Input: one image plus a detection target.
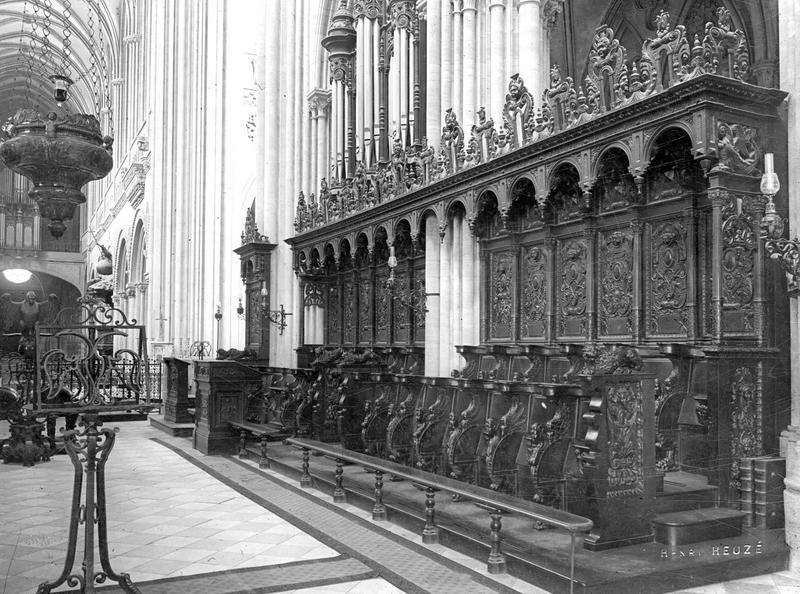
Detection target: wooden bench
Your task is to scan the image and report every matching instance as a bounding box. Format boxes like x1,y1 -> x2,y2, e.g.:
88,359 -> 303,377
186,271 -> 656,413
286,436 -> 592,593
228,420 -> 271,469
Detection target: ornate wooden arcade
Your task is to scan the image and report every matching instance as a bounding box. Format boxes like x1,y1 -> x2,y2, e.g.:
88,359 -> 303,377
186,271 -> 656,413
283,9 -> 789,550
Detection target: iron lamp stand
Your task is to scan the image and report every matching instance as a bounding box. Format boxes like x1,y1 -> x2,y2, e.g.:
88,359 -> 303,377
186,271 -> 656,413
37,412 -> 140,594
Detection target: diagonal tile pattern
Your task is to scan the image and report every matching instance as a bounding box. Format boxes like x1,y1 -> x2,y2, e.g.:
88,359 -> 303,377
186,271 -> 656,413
1,418 -> 799,594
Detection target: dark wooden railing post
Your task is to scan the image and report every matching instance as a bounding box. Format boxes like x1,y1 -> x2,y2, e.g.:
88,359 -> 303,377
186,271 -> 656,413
300,447 -> 312,487
422,486 -> 439,544
238,430 -> 247,459
373,469 -> 387,520
487,511 -> 506,574
259,434 -> 270,469
333,458 -> 346,502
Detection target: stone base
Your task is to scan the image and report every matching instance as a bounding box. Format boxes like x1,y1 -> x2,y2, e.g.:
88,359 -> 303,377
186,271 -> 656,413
193,422 -> 237,455
149,414 -> 194,437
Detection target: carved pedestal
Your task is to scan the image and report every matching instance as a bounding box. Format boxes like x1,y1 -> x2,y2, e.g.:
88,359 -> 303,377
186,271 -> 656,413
163,357 -> 193,424
192,360 -> 263,455
576,374 -> 657,551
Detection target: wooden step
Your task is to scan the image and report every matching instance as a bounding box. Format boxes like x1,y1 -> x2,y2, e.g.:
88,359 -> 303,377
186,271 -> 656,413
653,508 -> 746,546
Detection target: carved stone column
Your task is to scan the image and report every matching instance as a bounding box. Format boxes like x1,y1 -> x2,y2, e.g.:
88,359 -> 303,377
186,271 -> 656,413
778,0 -> 800,570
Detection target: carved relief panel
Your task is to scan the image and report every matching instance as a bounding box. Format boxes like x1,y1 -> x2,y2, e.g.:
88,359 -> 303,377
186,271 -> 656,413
721,198 -> 756,335
647,220 -> 688,337
606,381 -> 645,498
342,281 -> 355,344
557,238 -> 588,338
413,275 -> 426,343
393,271 -> 410,343
599,229 -> 633,337
326,284 -> 341,344
489,251 -> 515,340
358,280 -> 372,344
520,245 -> 548,339
375,272 -> 390,343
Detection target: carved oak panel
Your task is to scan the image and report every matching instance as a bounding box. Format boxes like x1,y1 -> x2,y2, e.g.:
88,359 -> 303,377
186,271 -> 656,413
342,281 -> 355,344
489,251 -> 515,340
721,200 -> 756,334
599,229 -> 633,337
557,239 -> 588,338
358,280 -> 372,344
647,220 -> 688,337
520,245 -> 548,339
393,272 -> 410,343
375,273 -> 390,343
413,275 -> 426,342
327,285 -> 340,344
606,381 -> 645,498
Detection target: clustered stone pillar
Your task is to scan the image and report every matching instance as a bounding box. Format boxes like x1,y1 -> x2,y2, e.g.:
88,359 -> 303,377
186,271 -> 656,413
308,89 -> 331,194
779,0 -> 800,572
387,0 -> 418,147
424,213 -> 441,376
323,1 -> 356,182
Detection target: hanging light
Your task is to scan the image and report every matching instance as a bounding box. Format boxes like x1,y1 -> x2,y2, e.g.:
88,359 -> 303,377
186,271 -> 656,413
0,0 -> 114,238
2,269 -> 33,284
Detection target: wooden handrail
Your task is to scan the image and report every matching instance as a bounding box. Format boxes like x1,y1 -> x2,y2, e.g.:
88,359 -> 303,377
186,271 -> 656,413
286,436 -> 593,534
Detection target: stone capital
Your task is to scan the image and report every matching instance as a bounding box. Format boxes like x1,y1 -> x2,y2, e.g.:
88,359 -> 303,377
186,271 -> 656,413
308,88 -> 332,114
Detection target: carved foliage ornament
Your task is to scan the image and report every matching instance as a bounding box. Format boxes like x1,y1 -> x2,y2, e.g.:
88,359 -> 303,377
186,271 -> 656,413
721,200 -> 755,310
729,366 -> 761,489
490,252 -> 514,339
328,285 -> 340,338
242,205 -> 269,244
291,9 -> 753,238
600,230 -> 633,335
606,382 -> 645,497
541,8 -> 750,135
390,0 -> 416,30
649,221 -> 688,335
329,55 -> 353,84
303,282 -> 325,307
353,0 -> 382,19
559,239 -> 588,335
521,246 -> 547,338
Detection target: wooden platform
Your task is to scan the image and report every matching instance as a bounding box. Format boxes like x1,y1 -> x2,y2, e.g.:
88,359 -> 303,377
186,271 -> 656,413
653,508 -> 747,546
253,441 -> 788,594
149,413 -> 194,437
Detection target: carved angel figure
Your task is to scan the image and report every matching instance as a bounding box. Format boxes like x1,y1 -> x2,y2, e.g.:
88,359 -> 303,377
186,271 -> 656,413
0,291 -> 61,338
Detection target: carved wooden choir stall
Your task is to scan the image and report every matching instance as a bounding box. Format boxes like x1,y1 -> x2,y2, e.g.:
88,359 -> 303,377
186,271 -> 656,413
212,10 -> 790,553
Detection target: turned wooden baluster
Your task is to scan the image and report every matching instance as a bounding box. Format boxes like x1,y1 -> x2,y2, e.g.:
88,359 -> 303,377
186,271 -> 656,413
300,447 -> 312,487
238,430 -> 248,459
487,511 -> 507,574
422,486 -> 439,544
372,469 -> 387,520
333,458 -> 346,502
259,434 -> 270,469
